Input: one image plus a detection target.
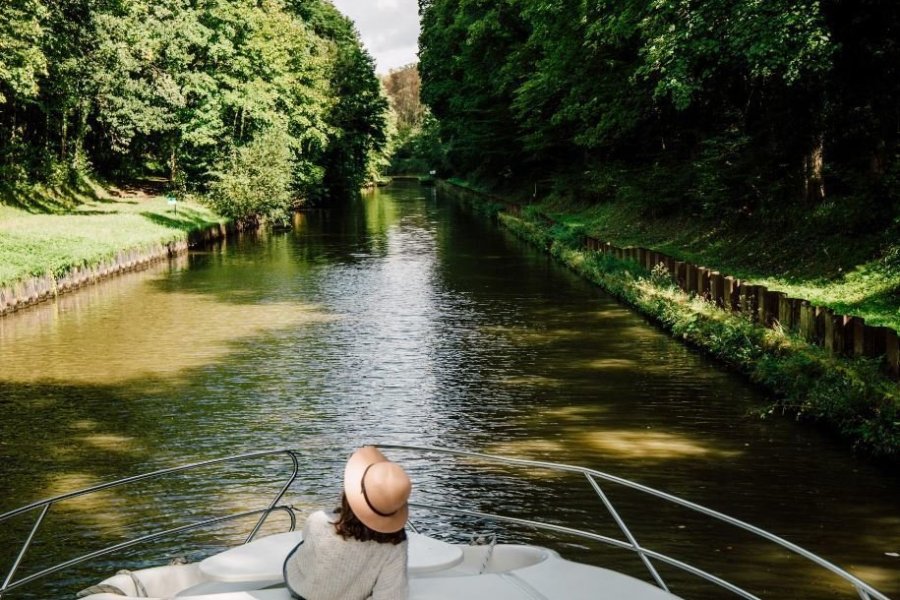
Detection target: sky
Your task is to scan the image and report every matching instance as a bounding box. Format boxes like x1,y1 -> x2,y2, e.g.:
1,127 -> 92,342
329,0 -> 421,74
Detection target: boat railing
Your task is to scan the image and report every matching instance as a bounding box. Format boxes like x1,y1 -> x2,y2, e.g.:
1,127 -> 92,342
377,444 -> 888,600
0,449 -> 299,599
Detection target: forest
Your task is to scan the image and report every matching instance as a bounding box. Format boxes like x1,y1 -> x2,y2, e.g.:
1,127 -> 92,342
0,0 -> 388,221
417,0 -> 900,271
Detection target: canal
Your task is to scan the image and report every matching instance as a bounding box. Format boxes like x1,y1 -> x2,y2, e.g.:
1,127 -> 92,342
0,181 -> 897,599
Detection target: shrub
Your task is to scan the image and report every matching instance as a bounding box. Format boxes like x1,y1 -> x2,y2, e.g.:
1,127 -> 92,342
207,129 -> 294,225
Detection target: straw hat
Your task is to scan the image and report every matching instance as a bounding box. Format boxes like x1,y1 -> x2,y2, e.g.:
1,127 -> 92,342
343,446 -> 411,533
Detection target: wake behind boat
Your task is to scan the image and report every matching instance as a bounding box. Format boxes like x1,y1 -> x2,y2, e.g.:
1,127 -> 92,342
0,445 -> 889,600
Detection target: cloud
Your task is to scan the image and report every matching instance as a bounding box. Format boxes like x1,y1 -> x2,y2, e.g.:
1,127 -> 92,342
329,0 -> 420,73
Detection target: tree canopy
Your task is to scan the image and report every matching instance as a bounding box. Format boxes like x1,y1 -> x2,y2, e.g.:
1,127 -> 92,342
0,0 -> 388,222
418,0 -> 900,224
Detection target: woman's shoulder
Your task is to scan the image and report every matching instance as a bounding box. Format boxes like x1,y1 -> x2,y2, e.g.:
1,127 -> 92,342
308,509 -> 337,524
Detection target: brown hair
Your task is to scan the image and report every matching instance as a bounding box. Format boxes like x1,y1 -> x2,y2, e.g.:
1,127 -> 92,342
333,492 -> 407,545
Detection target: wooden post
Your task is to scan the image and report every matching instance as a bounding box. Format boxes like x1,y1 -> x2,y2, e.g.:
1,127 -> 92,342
798,301 -> 813,341
685,264 -> 698,294
753,286 -> 766,324
845,316 -> 865,356
709,272 -> 724,307
788,298 -> 802,332
724,277 -> 737,311
819,308 -> 837,353
737,284 -> 748,316
739,284 -> 756,319
697,268 -> 710,299
815,306 -> 830,346
777,294 -> 793,330
764,290 -> 781,327
886,329 -> 899,378
863,325 -> 888,358
758,287 -> 768,325
673,261 -> 684,288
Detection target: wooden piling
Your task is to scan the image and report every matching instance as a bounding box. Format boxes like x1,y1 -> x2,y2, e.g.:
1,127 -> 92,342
697,268 -> 710,299
685,264 -> 698,294
777,294 -> 793,330
886,329 -> 899,378
723,277 -> 737,311
673,262 -> 686,288
818,307 -> 836,353
764,290 -> 781,327
863,325 -> 888,358
709,272 -> 724,307
797,302 -> 814,342
738,284 -> 757,320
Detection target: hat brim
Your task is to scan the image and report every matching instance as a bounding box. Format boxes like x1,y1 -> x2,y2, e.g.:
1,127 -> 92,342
344,446 -> 409,533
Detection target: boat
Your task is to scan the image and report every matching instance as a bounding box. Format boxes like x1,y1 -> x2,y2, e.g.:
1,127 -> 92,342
0,445 -> 889,600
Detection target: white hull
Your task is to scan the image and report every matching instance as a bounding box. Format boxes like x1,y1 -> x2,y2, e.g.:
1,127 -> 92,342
78,539 -> 680,600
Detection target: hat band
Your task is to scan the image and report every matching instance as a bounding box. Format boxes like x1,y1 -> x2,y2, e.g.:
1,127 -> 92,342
360,463 -> 400,518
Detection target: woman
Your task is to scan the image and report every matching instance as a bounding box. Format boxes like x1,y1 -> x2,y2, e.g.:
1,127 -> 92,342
284,446 -> 412,600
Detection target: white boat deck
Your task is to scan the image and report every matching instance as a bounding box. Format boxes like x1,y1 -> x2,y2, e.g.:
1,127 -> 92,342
78,532 -> 682,600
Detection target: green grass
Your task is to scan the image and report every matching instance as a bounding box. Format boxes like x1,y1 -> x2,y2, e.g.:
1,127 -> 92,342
535,196 -> 900,331
0,176 -> 226,287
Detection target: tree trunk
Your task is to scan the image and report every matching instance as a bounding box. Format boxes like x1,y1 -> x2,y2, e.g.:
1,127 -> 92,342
803,132 -> 825,202
61,109 -> 68,161
168,147 -> 177,183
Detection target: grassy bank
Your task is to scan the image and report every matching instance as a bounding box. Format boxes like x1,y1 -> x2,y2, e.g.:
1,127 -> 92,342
443,181 -> 899,461
522,188 -> 900,333
0,176 -> 227,288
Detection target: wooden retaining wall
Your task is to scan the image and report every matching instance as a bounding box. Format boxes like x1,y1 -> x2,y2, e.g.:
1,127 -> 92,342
0,223 -> 230,318
444,181 -> 900,380
589,237 -> 900,379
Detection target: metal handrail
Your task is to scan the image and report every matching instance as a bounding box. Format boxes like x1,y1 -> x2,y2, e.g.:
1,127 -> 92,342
0,445 -> 888,600
0,449 -> 300,598
377,443 -> 890,600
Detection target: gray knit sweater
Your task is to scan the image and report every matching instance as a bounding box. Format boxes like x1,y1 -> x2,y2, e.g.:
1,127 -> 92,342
284,510 -> 409,600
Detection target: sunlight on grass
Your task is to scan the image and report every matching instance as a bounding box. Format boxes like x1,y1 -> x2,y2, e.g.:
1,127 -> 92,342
0,190 -> 224,287
538,196 -> 900,331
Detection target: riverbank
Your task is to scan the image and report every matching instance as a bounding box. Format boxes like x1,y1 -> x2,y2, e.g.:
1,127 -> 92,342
0,177 -> 228,316
440,180 -> 900,461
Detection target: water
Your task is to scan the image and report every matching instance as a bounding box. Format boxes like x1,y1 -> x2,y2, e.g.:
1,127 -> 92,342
0,182 -> 897,599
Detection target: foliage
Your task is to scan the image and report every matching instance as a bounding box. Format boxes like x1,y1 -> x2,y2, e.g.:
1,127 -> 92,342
0,0 -> 388,218
380,65 -> 445,175
208,129 -> 294,224
0,0 -> 47,104
419,0 -> 900,219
